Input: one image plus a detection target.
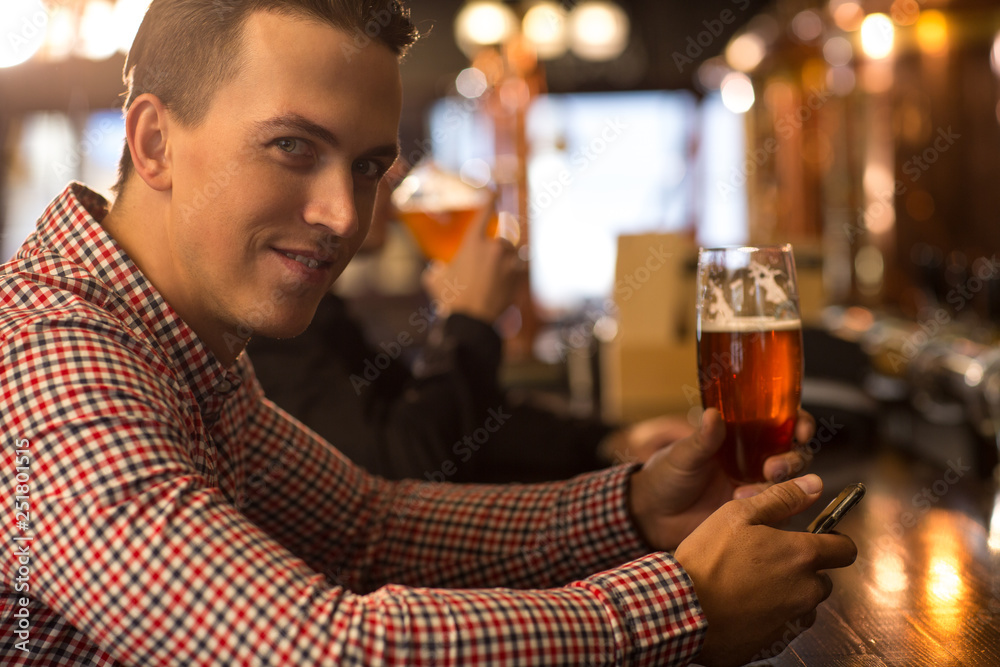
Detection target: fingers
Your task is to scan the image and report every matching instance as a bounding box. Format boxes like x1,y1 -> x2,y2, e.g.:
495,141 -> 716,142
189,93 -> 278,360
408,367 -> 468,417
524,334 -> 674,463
742,474 -> 823,526
735,450 -> 815,498
810,533 -> 858,570
755,409 -> 815,483
733,482 -> 768,500
815,572 -> 833,603
763,450 -> 805,483
662,408 -> 726,472
420,260 -> 445,289
795,409 -> 816,445
471,191 -> 499,240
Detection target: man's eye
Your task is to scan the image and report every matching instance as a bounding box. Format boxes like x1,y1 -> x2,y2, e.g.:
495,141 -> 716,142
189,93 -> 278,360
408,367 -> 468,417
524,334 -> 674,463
353,159 -> 383,179
274,138 -> 309,155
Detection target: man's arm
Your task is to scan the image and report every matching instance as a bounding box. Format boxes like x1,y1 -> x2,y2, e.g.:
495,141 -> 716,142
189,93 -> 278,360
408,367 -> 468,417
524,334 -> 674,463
3,320 -> 707,666
239,390 -> 646,592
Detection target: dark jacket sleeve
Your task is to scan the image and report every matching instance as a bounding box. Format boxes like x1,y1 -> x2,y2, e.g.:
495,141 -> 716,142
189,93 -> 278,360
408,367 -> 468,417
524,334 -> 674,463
248,295 -> 614,482
419,313 -> 615,483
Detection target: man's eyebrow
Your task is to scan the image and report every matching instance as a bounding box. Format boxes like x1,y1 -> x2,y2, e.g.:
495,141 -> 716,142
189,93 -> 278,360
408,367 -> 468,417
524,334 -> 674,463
254,113 -> 339,146
253,113 -> 399,160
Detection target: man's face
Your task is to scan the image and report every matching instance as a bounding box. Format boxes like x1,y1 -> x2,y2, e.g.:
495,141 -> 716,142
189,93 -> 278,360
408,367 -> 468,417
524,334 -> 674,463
164,11 -> 402,348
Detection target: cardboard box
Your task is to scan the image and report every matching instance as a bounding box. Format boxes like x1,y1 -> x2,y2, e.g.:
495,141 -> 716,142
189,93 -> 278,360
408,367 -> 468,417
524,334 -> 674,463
601,233 -> 700,423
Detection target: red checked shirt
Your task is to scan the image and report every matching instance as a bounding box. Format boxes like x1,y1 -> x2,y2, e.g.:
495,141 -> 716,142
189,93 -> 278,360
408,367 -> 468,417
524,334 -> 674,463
0,183 -> 706,666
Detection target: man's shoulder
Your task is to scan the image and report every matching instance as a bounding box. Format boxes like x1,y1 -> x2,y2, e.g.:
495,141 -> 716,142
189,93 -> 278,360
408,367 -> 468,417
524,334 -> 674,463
1,254 -> 119,332
0,256 -> 165,373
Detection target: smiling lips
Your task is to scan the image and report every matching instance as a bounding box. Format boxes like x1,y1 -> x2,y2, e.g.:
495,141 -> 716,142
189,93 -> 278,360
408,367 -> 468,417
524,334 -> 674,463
274,247 -> 336,270
282,251 -> 325,269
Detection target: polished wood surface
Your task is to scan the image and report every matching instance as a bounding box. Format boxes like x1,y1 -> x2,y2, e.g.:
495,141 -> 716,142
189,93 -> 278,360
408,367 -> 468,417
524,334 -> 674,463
753,445 -> 1000,666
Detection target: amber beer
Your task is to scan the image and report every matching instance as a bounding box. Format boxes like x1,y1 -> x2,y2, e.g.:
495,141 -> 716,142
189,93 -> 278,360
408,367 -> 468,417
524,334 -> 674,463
698,317 -> 803,484
397,207 -> 497,263
391,161 -> 498,262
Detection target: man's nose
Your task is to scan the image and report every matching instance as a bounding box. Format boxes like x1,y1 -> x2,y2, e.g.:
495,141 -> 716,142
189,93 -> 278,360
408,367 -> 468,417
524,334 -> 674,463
302,168 -> 359,239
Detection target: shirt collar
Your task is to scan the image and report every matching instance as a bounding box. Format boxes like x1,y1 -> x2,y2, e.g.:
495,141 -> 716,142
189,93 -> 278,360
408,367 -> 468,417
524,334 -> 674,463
33,182 -> 244,405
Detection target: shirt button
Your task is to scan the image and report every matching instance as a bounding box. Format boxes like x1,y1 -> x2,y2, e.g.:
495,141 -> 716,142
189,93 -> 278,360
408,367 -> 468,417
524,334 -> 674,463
216,380 -> 232,393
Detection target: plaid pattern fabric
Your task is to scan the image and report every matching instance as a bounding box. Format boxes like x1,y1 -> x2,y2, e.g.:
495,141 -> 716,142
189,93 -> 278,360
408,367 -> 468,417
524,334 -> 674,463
0,183 -> 706,666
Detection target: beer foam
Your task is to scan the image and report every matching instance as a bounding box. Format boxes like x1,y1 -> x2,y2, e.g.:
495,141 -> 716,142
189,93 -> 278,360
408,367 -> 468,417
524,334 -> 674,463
700,316 -> 801,333
392,162 -> 489,212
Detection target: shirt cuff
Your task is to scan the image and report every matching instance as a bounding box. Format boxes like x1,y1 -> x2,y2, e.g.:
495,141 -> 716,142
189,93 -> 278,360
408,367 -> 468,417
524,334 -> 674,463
552,464 -> 655,581
573,552 -> 707,666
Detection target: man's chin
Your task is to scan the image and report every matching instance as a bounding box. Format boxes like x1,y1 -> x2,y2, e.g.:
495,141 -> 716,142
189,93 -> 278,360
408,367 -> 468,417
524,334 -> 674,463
244,301 -> 325,341
253,315 -> 315,340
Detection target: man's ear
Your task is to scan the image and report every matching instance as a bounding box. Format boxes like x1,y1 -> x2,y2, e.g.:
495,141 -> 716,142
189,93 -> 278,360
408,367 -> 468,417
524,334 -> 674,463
124,93 -> 173,192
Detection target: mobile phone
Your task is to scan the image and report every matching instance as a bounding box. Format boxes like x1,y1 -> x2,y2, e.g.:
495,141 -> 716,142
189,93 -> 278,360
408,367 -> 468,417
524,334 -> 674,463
807,483 -> 866,534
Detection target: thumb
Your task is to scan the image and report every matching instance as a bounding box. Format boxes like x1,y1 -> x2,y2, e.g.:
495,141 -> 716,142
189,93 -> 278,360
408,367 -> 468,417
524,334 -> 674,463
467,191 -> 498,242
421,260 -> 446,292
662,407 -> 725,472
743,474 -> 823,526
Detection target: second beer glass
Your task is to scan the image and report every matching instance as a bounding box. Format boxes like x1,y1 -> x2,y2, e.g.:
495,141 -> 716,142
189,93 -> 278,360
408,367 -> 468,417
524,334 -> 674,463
696,245 -> 803,484
390,161 -> 495,262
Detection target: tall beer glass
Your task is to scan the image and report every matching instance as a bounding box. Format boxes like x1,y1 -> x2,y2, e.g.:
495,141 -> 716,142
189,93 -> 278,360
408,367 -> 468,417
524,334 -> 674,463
696,245 -> 803,484
391,161 -> 495,262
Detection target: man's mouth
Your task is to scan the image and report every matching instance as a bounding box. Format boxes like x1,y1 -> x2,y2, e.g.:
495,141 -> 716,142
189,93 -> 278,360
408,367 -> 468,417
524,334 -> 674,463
281,251 -> 325,269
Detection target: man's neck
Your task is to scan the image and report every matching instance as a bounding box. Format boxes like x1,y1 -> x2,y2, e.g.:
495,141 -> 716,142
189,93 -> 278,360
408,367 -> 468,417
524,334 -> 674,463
102,188 -> 244,368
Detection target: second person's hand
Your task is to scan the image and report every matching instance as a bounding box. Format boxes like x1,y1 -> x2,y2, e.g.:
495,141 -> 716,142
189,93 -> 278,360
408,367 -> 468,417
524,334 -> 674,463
421,194 -> 522,324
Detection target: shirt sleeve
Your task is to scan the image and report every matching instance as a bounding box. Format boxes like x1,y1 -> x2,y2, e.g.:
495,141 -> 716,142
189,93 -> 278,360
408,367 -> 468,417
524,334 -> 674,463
2,320 -> 707,666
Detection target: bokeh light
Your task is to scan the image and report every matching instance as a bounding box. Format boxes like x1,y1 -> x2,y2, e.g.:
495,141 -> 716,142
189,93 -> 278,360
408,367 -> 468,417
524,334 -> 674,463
860,13 -> 895,60
726,33 -> 766,72
720,72 -> 755,114
522,2 -> 568,60
455,67 -> 488,99
0,0 -> 48,68
454,1 -> 518,57
568,1 -> 630,61
915,10 -> 948,55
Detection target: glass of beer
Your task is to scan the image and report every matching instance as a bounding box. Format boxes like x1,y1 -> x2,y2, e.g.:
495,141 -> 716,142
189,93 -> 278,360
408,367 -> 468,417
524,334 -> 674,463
696,245 -> 803,484
391,161 -> 496,262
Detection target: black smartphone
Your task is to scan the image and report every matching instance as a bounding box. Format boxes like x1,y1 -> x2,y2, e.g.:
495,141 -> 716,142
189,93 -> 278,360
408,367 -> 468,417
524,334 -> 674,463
807,483 -> 866,534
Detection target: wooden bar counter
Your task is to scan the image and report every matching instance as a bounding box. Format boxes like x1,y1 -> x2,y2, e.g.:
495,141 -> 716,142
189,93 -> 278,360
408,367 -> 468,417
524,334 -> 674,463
752,437 -> 1000,666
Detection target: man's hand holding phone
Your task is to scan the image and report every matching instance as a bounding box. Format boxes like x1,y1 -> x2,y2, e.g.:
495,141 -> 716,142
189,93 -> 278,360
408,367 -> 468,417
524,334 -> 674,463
674,475 -> 858,667
808,483 -> 866,534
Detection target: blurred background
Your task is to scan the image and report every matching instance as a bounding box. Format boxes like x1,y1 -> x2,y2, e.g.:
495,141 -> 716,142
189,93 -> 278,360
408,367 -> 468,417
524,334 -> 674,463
4,0 -> 1000,472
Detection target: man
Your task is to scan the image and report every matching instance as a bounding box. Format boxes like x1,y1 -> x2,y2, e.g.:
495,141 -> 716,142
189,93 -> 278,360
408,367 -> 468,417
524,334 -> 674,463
248,167 -> 695,482
0,2 -> 856,666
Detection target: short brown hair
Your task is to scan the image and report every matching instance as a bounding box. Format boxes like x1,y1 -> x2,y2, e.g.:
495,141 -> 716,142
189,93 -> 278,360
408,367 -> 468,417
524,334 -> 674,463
112,0 -> 418,196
